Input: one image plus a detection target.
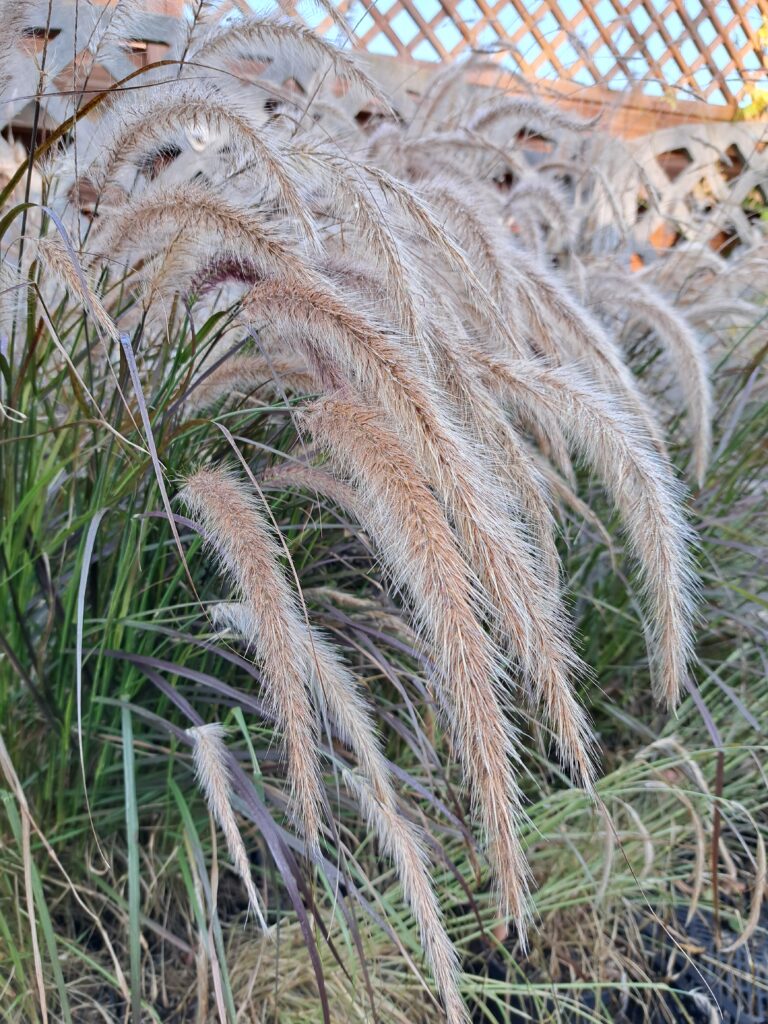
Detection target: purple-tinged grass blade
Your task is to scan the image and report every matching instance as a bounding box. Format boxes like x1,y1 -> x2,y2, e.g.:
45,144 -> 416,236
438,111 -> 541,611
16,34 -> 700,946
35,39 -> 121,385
75,507 -> 111,870
128,665 -> 333,1024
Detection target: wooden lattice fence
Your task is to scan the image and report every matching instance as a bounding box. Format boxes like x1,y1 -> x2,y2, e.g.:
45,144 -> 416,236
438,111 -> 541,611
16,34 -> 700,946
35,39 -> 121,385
312,0 -> 768,117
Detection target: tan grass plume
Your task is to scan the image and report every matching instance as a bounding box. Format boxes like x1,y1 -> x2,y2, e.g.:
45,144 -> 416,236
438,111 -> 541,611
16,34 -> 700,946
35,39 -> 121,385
473,352 -> 696,709
589,269 -> 712,485
243,275 -> 594,787
304,392 -> 535,928
186,723 -> 268,930
204,542 -> 467,1021
180,467 -> 325,850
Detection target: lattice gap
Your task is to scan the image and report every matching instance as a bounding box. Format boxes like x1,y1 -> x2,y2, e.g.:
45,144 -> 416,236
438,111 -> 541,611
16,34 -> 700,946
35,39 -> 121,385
293,0 -> 768,110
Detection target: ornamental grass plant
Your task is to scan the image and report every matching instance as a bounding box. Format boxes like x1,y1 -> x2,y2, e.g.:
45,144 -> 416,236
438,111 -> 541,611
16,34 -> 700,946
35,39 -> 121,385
0,2 -> 766,1021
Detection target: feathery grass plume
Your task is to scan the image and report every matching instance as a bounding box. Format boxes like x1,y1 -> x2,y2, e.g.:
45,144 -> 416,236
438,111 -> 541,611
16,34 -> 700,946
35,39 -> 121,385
180,467 -> 325,850
424,321 -> 561,582
205,568 -> 467,1021
673,243 -> 768,304
202,597 -> 398,811
682,297 -> 764,331
35,237 -> 119,342
0,255 -> 27,341
505,175 -> 574,251
472,351 -> 696,709
89,87 -> 319,246
412,176 -> 532,355
260,461 -> 359,512
344,771 -> 468,1024
90,183 -> 308,282
410,54 -> 532,135
504,247 -> 668,457
324,193 -> 573,576
287,145 -> 424,342
376,128 -> 529,183
320,251 -> 560,575
588,270 -> 712,485
188,14 -> 394,115
186,723 -> 268,930
302,144 -> 519,345
290,146 -> 529,349
407,181 -> 587,486
303,393 -> 535,928
293,632 -> 468,1024
94,0 -> 179,63
417,178 -> 511,312
641,243 -> 726,299
467,95 -> 595,137
242,275 -> 593,786
362,164 -> 527,350
185,352 -> 316,412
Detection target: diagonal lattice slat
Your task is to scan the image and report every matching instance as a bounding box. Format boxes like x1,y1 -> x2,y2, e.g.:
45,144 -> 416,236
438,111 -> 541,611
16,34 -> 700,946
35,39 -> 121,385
312,0 -> 768,112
